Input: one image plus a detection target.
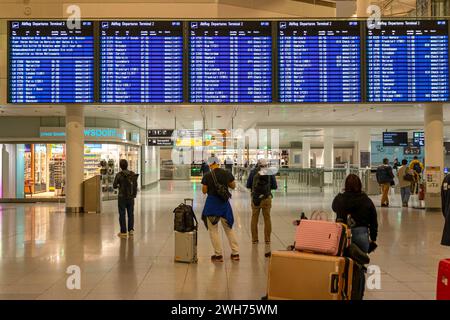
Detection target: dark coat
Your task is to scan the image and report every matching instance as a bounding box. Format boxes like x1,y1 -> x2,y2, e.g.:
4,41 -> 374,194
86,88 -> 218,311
441,175 -> 450,246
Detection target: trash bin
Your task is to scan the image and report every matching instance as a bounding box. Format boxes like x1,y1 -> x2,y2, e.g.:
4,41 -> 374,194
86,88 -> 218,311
84,175 -> 102,213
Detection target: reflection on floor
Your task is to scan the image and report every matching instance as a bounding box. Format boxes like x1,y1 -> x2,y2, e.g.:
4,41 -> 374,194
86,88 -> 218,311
0,180 -> 448,300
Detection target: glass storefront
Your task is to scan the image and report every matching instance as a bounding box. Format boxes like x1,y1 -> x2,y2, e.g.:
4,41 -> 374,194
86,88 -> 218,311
21,143 -> 139,199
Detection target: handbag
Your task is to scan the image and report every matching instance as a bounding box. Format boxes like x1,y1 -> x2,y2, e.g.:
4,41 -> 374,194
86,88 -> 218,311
210,169 -> 231,202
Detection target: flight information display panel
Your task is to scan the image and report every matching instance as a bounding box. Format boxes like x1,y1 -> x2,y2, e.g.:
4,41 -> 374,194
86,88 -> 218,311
278,21 -> 361,103
367,20 -> 449,102
100,21 -> 183,103
189,21 -> 272,103
9,21 -> 94,103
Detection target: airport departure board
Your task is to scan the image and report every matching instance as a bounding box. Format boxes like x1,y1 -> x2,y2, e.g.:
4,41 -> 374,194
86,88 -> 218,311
100,21 -> 183,103
278,21 -> 361,103
367,20 -> 449,102
9,21 -> 94,103
189,21 -> 272,103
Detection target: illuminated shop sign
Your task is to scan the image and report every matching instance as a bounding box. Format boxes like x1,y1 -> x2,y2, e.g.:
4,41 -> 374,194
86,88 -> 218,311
40,127 -> 127,141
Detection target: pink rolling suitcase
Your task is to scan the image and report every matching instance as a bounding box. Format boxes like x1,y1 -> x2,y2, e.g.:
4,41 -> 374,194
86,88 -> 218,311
295,219 -> 349,256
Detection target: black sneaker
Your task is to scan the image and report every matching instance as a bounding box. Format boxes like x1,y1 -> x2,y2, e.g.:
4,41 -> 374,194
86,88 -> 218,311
211,255 -> 224,262
230,254 -> 240,261
264,252 -> 272,258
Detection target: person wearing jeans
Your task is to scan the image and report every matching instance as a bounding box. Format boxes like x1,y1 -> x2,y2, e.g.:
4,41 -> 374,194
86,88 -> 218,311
398,159 -> 412,207
113,159 -> 138,239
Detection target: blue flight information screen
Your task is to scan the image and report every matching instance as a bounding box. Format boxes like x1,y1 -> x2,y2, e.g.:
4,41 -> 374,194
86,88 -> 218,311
9,21 -> 94,103
189,21 -> 272,103
100,21 -> 183,103
367,20 -> 449,102
278,21 -> 361,103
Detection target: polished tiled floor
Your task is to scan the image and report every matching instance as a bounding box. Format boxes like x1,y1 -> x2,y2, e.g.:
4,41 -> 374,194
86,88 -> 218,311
0,180 -> 448,300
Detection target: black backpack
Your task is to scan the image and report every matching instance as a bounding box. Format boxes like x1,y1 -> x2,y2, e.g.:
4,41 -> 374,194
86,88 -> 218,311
210,169 -> 231,202
122,171 -> 139,199
252,173 -> 271,206
173,200 -> 198,232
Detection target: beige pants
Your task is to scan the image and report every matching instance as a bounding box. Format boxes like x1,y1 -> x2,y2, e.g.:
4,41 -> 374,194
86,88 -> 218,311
251,197 -> 272,243
381,183 -> 391,206
207,217 -> 239,256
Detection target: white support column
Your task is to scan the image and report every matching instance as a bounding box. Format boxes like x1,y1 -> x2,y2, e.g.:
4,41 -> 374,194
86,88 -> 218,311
65,105 -> 85,213
357,128 -> 371,168
424,103 -> 444,209
323,130 -> 334,169
302,139 -> 311,169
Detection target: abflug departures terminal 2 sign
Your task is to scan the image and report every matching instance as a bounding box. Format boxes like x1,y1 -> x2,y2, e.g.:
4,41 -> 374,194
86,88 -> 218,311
100,21 -> 183,103
367,20 -> 449,103
189,21 -> 272,103
7,19 -> 450,104
9,21 -> 94,103
278,21 -> 361,103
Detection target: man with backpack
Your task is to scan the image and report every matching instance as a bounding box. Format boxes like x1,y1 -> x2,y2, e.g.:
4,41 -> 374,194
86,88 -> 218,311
376,158 -> 395,207
246,159 -> 278,249
113,159 -> 139,238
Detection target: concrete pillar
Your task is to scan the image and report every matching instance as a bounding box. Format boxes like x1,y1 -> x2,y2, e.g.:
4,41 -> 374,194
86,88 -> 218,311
356,0 -> 371,17
302,139 -> 311,169
336,1 -> 357,17
65,105 -> 85,213
357,128 -> 371,168
323,131 -> 334,169
424,103 -> 444,209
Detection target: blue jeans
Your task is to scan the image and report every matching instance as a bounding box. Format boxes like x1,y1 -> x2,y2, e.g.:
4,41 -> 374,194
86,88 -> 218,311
400,186 -> 411,205
351,227 -> 370,299
118,198 -> 134,234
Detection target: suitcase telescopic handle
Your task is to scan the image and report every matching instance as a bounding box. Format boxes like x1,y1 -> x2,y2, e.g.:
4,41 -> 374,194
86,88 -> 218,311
184,198 -> 194,205
330,273 -> 339,294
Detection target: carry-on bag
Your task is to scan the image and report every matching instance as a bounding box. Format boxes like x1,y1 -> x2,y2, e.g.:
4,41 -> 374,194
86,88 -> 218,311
267,251 -> 353,300
295,219 -> 349,256
174,198 -> 198,263
173,198 -> 197,232
437,258 -> 450,300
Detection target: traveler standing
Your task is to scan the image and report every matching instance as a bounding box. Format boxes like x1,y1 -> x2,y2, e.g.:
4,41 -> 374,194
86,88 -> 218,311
376,158 -> 395,207
398,159 -> 413,207
332,174 -> 378,299
441,174 -> 450,246
113,159 -> 139,238
246,159 -> 277,247
409,156 -> 424,194
201,156 -> 240,262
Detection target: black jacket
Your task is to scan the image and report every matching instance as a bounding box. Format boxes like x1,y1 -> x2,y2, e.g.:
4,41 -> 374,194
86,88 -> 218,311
113,170 -> 137,199
376,165 -> 394,184
332,191 -> 378,242
441,175 -> 450,246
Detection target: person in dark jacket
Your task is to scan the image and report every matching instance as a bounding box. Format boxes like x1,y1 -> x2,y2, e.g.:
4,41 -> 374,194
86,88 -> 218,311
246,159 -> 278,255
376,158 -> 395,207
332,174 -> 378,300
441,174 -> 450,246
113,159 -> 138,239
332,174 -> 378,253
